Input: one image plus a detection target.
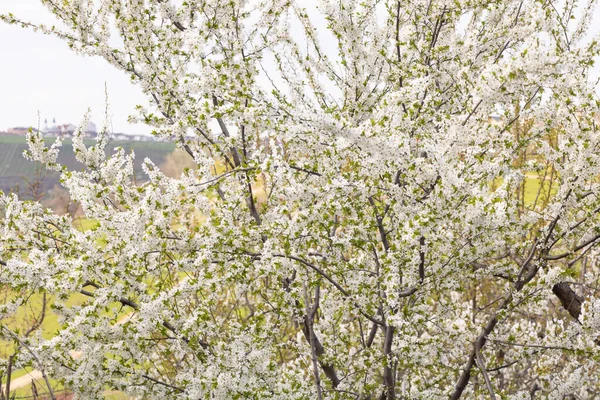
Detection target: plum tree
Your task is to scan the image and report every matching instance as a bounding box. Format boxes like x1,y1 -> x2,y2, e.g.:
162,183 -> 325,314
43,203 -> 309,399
2,0 -> 600,398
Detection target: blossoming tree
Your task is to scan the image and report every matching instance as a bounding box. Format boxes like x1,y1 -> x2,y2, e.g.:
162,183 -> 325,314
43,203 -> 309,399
2,0 -> 600,398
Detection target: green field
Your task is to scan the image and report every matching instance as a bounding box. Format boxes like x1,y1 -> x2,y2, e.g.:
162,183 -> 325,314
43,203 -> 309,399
0,133 -> 176,198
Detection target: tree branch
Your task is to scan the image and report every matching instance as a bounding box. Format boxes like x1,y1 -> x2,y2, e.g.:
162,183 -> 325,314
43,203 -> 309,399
552,282 -> 583,320
304,282 -> 323,399
78,286 -> 208,348
451,293 -> 510,399
475,339 -> 496,400
274,254 -> 383,326
141,373 -> 185,392
2,327 -> 56,400
382,325 -> 396,399
544,233 -> 600,261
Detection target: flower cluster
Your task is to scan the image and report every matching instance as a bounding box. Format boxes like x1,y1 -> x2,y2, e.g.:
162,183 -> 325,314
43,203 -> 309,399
2,0 -> 600,398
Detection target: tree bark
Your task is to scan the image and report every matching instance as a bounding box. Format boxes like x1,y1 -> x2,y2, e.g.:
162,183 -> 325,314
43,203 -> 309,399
382,325 -> 396,400
302,319 -> 341,388
552,282 -> 583,320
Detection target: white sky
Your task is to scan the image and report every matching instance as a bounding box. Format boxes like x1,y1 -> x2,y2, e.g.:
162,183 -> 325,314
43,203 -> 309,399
0,0 -> 150,134
1,1 -> 600,135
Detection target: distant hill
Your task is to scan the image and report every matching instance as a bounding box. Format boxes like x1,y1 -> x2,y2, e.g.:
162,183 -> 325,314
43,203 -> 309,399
0,134 -> 176,198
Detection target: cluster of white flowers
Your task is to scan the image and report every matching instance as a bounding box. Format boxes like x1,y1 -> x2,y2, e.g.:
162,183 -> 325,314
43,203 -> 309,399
2,0 -> 600,398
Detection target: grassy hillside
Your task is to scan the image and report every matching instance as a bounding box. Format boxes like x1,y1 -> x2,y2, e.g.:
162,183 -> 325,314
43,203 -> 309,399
0,134 -> 176,198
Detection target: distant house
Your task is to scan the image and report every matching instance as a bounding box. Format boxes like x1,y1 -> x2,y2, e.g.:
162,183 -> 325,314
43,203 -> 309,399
42,118 -> 97,138
110,133 -> 154,142
112,133 -> 131,141
6,127 -> 31,135
4,119 -> 155,142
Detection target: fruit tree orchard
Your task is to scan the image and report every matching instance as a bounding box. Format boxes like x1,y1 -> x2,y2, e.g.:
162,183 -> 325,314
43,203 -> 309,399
3,0 -> 600,398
